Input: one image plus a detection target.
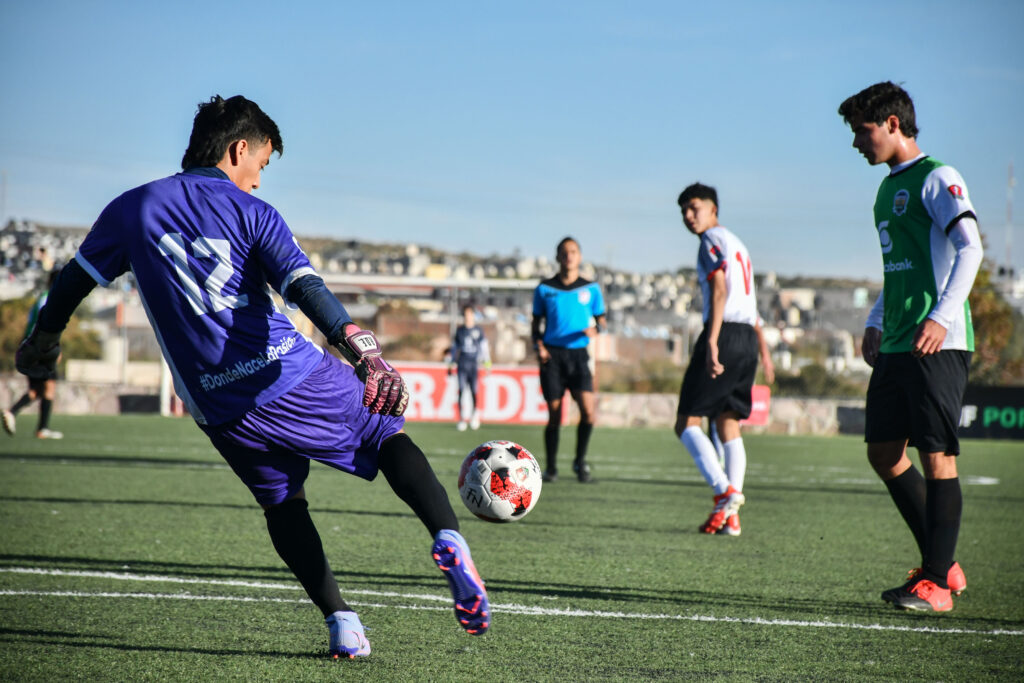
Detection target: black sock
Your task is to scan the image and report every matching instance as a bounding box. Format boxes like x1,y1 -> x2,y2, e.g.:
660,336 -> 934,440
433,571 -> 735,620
922,478 -> 961,589
37,399 -> 53,432
379,433 -> 458,536
544,423 -> 559,472
10,393 -> 32,415
264,498 -> 348,617
884,467 -> 928,559
575,422 -> 593,464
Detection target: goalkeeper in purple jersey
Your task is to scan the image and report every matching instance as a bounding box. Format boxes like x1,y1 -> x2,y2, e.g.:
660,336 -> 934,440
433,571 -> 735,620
14,95 -> 489,658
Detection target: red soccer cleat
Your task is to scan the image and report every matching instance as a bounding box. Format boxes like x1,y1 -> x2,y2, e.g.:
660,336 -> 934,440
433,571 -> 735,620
700,486 -> 744,534
883,562 -> 966,603
889,578 -> 953,612
716,514 -> 741,536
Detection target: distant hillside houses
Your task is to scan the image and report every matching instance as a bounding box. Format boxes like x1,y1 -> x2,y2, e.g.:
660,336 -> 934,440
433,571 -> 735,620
3,219 -> 896,375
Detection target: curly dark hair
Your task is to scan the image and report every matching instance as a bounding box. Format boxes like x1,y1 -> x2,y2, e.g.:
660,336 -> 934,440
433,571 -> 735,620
838,81 -> 919,138
181,95 -> 283,170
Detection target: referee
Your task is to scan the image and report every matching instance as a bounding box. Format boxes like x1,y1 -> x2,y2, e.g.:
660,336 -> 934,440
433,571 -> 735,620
531,236 -> 607,483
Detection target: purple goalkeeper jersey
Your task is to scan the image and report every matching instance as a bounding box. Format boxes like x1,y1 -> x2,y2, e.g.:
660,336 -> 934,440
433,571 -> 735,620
75,170 -> 324,425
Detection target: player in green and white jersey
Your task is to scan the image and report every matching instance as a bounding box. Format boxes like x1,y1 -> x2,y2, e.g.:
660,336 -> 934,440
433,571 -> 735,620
839,81 -> 983,613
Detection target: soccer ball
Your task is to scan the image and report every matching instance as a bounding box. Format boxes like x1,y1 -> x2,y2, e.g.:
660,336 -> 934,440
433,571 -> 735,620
458,440 -> 542,523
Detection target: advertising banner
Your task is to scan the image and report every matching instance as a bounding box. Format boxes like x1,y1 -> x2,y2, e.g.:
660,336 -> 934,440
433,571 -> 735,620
743,384 -> 771,426
392,363 -> 552,424
393,362 -> 773,428
959,385 -> 1024,440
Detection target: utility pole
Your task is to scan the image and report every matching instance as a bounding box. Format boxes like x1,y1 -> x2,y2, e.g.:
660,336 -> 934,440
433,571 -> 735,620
1007,162 -> 1016,283
1,170 -> 7,227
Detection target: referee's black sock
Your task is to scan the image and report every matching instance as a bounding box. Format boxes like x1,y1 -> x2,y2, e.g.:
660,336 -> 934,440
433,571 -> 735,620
883,466 -> 929,560
264,497 -> 348,617
379,433 -> 458,536
37,398 -> 53,431
922,478 -> 961,589
575,422 -> 593,463
544,423 -> 560,473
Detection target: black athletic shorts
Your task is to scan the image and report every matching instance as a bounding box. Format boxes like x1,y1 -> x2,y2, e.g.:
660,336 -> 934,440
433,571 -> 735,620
539,345 -> 593,401
865,350 -> 971,455
677,323 -> 758,419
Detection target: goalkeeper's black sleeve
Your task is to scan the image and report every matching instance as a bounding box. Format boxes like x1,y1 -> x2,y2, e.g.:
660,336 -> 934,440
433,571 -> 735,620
285,274 -> 354,346
37,259 -> 98,334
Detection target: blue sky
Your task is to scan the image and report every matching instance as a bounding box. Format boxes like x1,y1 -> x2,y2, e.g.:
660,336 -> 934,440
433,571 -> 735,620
1,1 -> 1022,278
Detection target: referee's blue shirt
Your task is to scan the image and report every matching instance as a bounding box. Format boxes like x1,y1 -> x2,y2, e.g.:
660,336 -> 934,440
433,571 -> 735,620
532,277 -> 605,349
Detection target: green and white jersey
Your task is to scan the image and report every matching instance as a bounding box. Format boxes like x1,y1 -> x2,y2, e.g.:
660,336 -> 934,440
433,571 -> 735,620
872,156 -> 978,353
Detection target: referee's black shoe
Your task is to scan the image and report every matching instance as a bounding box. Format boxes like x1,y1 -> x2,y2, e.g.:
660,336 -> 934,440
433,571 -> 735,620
572,460 -> 592,483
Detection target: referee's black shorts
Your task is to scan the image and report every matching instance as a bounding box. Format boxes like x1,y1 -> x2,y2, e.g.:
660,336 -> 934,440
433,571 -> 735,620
539,345 -> 593,402
677,323 -> 758,419
865,350 -> 971,455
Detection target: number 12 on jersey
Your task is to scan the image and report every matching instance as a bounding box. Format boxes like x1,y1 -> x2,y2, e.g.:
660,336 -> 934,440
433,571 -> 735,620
157,233 -> 249,315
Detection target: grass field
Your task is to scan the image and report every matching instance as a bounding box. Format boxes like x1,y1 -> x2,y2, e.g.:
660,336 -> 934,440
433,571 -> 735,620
1,414 -> 1022,681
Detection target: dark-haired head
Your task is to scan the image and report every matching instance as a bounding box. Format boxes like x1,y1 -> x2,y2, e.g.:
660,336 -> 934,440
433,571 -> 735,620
556,236 -> 579,254
677,182 -> 718,210
181,95 -> 283,170
838,81 -> 919,138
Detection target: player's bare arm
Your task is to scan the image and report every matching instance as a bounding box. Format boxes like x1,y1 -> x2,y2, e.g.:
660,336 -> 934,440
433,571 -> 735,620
706,269 -> 727,378
585,313 -> 608,339
755,321 -> 775,384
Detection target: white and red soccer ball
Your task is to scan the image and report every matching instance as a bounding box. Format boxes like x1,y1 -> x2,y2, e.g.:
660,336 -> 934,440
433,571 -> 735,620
458,440 -> 542,522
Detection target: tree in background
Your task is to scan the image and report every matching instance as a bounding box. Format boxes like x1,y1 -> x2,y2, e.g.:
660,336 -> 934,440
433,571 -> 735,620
0,297 -> 101,374
968,262 -> 1024,386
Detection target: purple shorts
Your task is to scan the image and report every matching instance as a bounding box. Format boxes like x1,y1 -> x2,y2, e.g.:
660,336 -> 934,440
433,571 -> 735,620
200,352 -> 405,505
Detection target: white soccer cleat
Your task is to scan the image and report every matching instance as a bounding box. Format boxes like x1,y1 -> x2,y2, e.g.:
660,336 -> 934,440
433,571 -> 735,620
469,411 -> 480,430
2,410 -> 15,436
456,421 -> 468,432
36,428 -> 63,440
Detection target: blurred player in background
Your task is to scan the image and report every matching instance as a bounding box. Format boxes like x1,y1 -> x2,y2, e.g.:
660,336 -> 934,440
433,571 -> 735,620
3,267 -> 64,439
839,81 -> 982,612
448,303 -> 491,431
674,183 -> 773,536
14,95 -> 489,657
532,236 -> 606,483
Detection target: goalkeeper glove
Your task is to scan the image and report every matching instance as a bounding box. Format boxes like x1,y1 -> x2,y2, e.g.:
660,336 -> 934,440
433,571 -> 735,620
336,327 -> 409,416
16,329 -> 62,380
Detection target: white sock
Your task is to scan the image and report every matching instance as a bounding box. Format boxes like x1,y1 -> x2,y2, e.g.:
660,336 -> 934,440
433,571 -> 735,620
709,422 -> 725,466
680,426 -> 731,494
723,437 -> 746,493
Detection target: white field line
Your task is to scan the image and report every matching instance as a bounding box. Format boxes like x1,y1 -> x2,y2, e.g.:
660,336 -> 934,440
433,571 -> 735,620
1,567 -> 1021,637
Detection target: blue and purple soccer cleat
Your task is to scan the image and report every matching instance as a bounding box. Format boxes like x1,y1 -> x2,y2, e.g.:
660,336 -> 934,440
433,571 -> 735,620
432,529 -> 490,635
325,610 -> 371,659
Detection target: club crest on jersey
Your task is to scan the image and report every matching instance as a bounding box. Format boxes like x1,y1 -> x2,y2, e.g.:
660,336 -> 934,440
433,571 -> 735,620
577,289 -> 591,305
948,185 -> 965,200
892,189 -> 909,216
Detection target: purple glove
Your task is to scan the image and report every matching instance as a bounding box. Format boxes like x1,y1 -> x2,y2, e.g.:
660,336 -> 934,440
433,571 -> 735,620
338,327 -> 409,416
15,329 -> 62,380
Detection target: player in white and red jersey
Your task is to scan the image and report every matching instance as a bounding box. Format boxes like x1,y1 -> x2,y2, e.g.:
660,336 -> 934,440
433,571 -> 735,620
839,81 -> 982,613
674,183 -> 773,536
15,95 -> 489,656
